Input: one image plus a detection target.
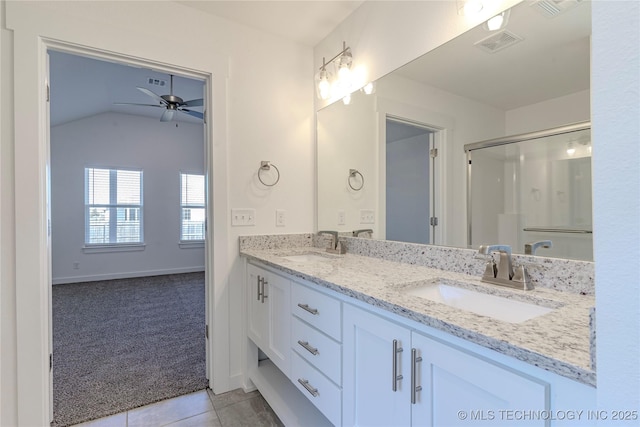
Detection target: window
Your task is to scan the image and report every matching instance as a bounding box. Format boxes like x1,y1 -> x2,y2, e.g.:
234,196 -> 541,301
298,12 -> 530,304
85,168 -> 143,245
180,173 -> 205,241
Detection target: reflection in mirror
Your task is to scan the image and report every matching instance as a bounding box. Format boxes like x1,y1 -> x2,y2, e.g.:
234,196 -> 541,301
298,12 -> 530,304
466,122 -> 592,261
316,0 -> 591,261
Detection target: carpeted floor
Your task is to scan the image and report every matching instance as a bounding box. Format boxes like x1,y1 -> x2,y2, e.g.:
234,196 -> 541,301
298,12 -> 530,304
52,272 -> 208,427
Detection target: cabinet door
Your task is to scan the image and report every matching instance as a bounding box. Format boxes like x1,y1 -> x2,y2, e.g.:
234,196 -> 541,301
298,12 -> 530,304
247,263 -> 268,350
411,332 -> 549,427
343,304 -> 411,426
264,271 -> 291,377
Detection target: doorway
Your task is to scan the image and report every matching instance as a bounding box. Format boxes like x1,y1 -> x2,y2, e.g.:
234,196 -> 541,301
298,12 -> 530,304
48,49 -> 210,425
385,117 -> 437,244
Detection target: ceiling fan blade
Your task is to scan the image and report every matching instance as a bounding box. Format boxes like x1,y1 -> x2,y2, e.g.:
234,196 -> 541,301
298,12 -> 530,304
182,98 -> 203,107
137,87 -> 167,105
179,109 -> 204,120
160,109 -> 176,122
113,102 -> 164,108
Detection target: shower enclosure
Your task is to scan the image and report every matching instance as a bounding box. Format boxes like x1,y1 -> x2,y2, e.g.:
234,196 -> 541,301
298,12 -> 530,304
465,122 -> 592,261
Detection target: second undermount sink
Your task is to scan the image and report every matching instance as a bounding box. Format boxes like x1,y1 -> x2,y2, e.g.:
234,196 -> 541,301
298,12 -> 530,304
402,280 -> 555,324
281,253 -> 333,263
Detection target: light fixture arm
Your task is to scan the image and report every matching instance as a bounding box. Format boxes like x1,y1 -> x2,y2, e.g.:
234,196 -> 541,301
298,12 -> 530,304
318,41 -> 351,71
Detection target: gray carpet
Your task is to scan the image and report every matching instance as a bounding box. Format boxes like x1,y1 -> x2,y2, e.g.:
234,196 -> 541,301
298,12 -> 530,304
52,272 -> 208,427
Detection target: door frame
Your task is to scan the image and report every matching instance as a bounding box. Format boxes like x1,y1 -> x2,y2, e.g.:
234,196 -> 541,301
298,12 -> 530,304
8,4 -> 231,424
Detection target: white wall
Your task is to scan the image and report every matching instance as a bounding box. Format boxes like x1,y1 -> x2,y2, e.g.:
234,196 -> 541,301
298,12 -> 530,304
1,1 -> 314,424
592,0 -> 640,415
506,89 -> 591,135
50,112 -> 205,284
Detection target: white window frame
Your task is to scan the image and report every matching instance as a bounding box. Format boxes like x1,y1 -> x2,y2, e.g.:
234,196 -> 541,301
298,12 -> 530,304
179,172 -> 206,246
84,167 -> 144,251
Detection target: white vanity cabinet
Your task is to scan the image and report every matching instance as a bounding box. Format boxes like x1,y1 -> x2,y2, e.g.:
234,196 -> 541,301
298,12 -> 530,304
246,263 -> 291,377
343,304 -> 549,427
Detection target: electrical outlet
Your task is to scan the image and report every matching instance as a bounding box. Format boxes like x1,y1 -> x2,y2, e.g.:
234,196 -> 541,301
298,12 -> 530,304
231,208 -> 256,226
73,262 -> 80,270
276,209 -> 286,227
338,210 -> 346,225
360,209 -> 375,224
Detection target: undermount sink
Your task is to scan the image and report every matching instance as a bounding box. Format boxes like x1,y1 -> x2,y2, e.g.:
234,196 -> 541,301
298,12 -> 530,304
402,280 -> 555,324
281,253 -> 333,263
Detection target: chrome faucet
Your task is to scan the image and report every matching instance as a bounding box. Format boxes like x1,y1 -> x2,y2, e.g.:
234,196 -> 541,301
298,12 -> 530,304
477,244 -> 533,290
317,230 -> 346,254
525,240 -> 553,255
352,229 -> 373,238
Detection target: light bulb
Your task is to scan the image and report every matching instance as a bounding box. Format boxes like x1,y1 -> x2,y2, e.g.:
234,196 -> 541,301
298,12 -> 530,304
318,78 -> 331,100
463,0 -> 483,15
363,82 -> 374,95
487,14 -> 504,31
343,94 -> 351,105
566,143 -> 576,156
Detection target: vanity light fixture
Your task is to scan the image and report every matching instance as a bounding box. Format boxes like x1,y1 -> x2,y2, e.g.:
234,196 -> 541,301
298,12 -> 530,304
316,41 -> 353,100
566,142 -> 576,156
458,0 -> 483,15
342,94 -> 352,105
362,82 -> 375,95
485,10 -> 510,31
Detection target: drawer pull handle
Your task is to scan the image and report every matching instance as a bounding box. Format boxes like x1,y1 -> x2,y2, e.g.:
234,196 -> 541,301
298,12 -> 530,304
256,276 -> 263,301
297,340 -> 319,355
392,339 -> 404,392
298,378 -> 319,397
297,303 -> 319,315
411,348 -> 423,404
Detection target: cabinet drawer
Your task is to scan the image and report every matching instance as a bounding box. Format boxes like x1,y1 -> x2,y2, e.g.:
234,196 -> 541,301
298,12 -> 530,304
291,352 -> 342,427
292,317 -> 341,385
291,282 -> 341,341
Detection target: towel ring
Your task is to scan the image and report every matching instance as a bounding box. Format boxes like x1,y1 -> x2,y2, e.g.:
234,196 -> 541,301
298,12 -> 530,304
348,169 -> 364,191
258,161 -> 280,187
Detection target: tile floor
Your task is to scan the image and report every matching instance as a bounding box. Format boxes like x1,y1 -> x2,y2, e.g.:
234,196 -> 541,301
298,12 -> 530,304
72,388 -> 283,427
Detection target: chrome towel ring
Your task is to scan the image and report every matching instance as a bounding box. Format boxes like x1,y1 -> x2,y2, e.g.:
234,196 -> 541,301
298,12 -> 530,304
258,161 -> 280,187
348,169 -> 364,191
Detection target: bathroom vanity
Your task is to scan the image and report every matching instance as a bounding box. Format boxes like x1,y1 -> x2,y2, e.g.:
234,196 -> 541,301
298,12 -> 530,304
240,234 -> 596,427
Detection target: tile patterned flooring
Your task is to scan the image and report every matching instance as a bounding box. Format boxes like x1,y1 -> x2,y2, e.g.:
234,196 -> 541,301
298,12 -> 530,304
72,389 -> 283,427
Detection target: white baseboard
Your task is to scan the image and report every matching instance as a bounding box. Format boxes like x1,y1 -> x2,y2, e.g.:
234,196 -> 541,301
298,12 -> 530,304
52,266 -> 205,285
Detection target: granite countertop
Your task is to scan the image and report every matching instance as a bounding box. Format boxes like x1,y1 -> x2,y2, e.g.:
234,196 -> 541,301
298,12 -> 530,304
240,246 -> 596,387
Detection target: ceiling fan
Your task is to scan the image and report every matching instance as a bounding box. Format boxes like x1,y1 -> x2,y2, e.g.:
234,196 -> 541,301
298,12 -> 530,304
115,74 -> 203,122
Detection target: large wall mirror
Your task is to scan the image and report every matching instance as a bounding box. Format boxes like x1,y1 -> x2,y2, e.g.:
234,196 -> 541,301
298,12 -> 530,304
317,0 -> 592,261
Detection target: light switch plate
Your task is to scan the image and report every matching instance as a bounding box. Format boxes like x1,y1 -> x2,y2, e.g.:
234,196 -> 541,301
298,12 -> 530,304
360,209 -> 375,224
276,209 -> 286,227
338,210 -> 346,225
231,208 -> 256,226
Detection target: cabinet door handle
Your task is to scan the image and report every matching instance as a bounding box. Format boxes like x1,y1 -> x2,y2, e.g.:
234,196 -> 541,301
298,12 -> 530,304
411,348 -> 423,404
297,340 -> 319,355
256,276 -> 263,301
297,378 -> 319,397
392,339 -> 404,392
297,303 -> 319,315
261,279 -> 268,303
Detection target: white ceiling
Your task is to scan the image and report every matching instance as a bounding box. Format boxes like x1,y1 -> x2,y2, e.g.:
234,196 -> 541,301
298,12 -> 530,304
394,0 -> 591,110
178,1 -> 365,47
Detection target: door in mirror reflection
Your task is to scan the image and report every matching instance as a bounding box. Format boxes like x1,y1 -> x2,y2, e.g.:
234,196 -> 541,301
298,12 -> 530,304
467,125 -> 592,261
386,118 -> 436,244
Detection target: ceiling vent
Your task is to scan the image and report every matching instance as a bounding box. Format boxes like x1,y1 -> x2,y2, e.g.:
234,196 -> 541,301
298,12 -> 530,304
146,77 -> 167,88
530,0 -> 583,18
474,30 -> 524,54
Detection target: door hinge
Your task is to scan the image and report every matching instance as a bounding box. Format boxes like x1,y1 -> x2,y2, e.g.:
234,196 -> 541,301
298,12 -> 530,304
205,324 -> 209,339
203,110 -> 207,124
46,84 -> 50,102
430,148 -> 438,158
49,353 -> 53,371
430,217 -> 438,226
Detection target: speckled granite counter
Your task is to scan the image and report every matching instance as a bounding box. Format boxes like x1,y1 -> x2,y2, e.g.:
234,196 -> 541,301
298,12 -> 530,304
240,242 -> 596,387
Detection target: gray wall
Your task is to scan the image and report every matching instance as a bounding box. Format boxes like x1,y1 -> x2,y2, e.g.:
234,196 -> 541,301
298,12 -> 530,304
51,112 -> 205,283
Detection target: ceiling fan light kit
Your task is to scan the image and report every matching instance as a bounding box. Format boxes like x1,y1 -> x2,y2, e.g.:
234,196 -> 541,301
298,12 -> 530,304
115,74 -> 204,122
